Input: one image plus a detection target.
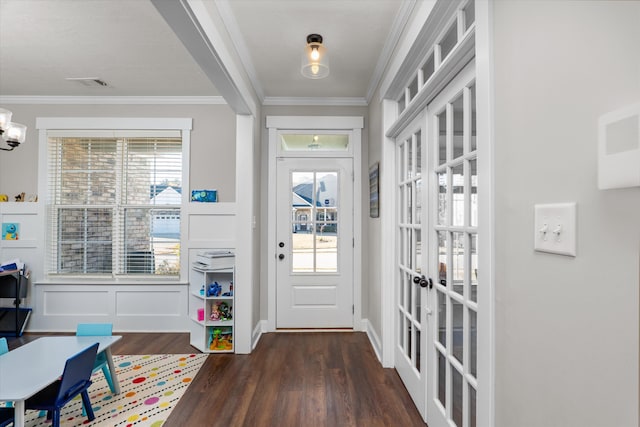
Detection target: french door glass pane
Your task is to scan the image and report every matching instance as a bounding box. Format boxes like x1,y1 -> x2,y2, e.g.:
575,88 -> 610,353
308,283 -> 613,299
453,163 -> 464,227
406,273 -> 416,318
438,290 -> 447,347
416,227 -> 422,274
416,329 -> 421,372
452,367 -> 463,427
408,184 -> 413,223
399,269 -> 406,310
469,384 -> 477,427
438,231 -> 448,286
470,308 -> 477,378
408,228 -> 414,270
452,94 -> 464,160
416,178 -> 422,225
416,130 -> 422,174
470,234 -> 478,303
452,299 -> 464,364
470,159 -> 478,227
415,275 -> 422,318
407,321 -> 413,358
438,350 -> 446,407
438,172 -> 447,225
452,232 -> 465,296
470,83 -> 477,151
438,111 -> 447,165
407,138 -> 414,178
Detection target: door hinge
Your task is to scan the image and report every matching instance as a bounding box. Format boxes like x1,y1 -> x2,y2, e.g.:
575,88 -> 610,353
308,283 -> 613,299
353,238 -> 355,248
352,305 -> 354,314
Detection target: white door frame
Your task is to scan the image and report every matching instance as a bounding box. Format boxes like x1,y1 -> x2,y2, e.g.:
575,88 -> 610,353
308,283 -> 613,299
265,116 -> 364,332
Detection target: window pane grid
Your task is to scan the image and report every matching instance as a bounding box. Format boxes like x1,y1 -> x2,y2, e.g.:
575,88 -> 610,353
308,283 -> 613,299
433,75 -> 478,427
47,136 -> 182,277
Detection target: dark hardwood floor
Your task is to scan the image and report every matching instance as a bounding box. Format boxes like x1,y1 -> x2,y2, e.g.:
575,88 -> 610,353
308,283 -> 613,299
6,332 -> 427,427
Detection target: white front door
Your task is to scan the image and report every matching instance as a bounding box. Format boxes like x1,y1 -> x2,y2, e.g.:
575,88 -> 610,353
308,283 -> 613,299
394,117 -> 429,416
276,157 -> 354,328
426,61 -> 478,427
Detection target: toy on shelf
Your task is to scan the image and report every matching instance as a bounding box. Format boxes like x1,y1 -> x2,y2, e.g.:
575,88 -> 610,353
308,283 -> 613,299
206,281 -> 222,297
210,301 -> 232,321
222,282 -> 233,296
210,303 -> 221,321
209,327 -> 233,351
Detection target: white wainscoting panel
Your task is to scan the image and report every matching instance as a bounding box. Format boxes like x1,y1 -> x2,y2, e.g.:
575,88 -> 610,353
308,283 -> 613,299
115,290 -> 183,316
30,284 -> 189,332
43,290 -> 110,315
188,214 -> 236,242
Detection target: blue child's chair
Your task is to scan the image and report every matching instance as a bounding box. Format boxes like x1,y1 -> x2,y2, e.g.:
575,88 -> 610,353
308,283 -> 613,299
25,343 -> 99,427
0,337 -> 8,355
0,407 -> 14,427
76,323 -> 116,393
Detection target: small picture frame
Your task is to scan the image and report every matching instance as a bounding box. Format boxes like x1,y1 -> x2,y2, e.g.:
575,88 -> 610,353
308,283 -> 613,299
2,222 -> 20,240
369,162 -> 380,218
191,189 -> 218,203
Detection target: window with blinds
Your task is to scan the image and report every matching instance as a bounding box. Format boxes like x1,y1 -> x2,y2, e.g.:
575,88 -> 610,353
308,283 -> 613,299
47,134 -> 182,278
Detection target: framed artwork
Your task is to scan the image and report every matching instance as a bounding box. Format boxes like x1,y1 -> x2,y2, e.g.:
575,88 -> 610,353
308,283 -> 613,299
2,222 -> 19,240
369,162 -> 379,218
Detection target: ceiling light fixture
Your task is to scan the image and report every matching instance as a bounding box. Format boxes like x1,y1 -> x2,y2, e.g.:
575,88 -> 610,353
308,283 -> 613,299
0,108 -> 27,152
301,34 -> 329,79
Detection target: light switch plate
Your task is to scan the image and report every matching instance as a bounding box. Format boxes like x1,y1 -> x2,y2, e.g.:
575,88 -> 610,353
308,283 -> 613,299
534,202 -> 577,257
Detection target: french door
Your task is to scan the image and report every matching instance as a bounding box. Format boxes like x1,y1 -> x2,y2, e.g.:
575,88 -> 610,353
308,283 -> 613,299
394,115 -> 428,415
275,157 -> 354,328
426,61 -> 478,427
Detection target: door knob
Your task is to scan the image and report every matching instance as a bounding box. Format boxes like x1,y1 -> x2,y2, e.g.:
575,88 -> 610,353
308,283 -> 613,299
413,275 -> 433,289
278,254 -> 285,260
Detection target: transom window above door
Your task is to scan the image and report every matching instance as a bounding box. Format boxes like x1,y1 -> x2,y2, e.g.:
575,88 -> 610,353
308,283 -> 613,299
276,131 -> 353,157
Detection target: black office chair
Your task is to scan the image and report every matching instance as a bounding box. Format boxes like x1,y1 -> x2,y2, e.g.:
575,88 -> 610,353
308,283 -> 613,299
25,343 -> 99,427
0,407 -> 14,427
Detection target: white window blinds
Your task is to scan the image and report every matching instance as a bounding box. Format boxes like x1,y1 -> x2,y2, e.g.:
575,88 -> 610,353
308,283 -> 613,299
47,135 -> 182,277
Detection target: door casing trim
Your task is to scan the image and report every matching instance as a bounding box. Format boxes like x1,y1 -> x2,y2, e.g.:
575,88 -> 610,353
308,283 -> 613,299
265,116 -> 364,332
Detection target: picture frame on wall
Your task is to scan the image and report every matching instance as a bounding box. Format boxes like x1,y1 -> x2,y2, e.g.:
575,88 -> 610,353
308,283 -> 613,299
369,162 -> 379,218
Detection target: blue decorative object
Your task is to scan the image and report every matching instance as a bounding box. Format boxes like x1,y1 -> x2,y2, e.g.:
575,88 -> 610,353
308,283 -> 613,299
191,190 -> 218,203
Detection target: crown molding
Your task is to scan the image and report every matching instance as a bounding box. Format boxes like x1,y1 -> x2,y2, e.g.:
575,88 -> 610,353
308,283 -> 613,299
365,0 -> 417,103
0,95 -> 227,105
263,97 -> 368,107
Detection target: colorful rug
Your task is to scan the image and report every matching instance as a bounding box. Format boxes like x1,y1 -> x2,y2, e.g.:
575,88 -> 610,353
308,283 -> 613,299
16,353 -> 208,427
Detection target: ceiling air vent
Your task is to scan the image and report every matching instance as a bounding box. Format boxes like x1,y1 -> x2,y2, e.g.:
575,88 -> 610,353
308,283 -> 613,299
65,77 -> 109,87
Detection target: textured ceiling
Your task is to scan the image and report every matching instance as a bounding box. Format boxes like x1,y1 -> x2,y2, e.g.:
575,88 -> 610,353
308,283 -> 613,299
0,0 -> 404,100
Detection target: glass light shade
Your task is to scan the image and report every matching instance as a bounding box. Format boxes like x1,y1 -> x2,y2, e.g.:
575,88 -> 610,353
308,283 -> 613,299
0,108 -> 12,132
5,122 -> 27,144
301,42 -> 329,79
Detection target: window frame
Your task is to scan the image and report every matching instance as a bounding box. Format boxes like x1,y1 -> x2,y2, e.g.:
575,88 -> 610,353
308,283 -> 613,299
37,117 -> 192,283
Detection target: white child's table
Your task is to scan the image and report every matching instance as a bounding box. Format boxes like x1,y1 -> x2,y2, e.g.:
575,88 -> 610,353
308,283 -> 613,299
0,335 -> 122,427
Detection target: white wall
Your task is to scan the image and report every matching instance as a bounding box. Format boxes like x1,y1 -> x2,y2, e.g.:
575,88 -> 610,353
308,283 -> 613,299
0,103 -> 237,201
493,2 -> 640,426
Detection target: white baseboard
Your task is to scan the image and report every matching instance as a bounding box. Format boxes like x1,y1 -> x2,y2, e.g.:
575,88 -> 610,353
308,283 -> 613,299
362,319 -> 383,363
252,320 -> 266,349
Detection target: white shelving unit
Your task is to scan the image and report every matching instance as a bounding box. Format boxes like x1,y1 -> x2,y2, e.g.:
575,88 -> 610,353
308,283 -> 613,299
189,254 -> 235,353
